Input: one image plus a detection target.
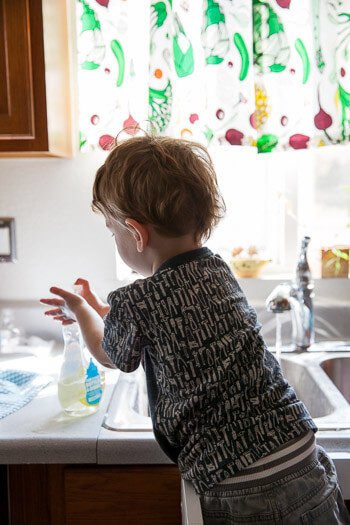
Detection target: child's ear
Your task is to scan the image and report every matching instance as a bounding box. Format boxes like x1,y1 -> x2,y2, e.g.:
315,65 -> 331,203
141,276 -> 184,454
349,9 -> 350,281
125,219 -> 149,253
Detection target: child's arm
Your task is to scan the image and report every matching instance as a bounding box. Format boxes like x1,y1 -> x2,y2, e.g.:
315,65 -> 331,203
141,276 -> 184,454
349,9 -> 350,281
40,287 -> 116,369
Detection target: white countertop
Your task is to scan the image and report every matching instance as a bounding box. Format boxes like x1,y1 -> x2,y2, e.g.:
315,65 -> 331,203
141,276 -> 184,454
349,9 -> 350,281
0,351 -> 120,464
0,350 -> 171,466
97,427 -> 170,464
1,350 -> 350,499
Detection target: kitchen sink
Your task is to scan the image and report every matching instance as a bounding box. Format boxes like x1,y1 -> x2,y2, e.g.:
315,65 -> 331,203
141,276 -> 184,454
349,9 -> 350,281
321,357 -> 350,403
103,349 -> 350,432
280,358 -> 334,418
280,353 -> 350,430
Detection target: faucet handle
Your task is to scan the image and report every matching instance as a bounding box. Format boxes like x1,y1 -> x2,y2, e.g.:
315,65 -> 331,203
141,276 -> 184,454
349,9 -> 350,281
266,283 -> 292,313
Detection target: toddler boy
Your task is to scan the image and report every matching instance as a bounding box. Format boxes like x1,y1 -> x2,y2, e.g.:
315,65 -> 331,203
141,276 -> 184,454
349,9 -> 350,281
41,135 -> 350,524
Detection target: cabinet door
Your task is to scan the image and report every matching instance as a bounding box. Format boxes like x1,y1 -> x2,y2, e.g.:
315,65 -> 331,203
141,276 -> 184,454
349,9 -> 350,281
7,464 -> 182,525
65,465 -> 182,525
0,0 -> 49,152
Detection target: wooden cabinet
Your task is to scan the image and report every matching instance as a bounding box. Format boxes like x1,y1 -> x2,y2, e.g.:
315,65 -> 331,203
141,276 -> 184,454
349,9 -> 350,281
0,0 -> 48,153
0,0 -> 75,156
3,464 -> 350,524
5,464 -> 182,525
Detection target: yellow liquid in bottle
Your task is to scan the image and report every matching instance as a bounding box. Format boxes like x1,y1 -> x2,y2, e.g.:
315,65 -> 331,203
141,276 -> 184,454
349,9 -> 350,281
59,324 -> 105,417
58,367 -> 100,417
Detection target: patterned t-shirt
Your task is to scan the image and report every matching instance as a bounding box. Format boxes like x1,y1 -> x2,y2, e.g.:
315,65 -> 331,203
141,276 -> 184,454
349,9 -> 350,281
102,247 -> 317,494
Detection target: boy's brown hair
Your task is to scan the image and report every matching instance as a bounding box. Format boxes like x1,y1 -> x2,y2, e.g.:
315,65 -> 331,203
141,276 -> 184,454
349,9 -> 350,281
92,134 -> 225,241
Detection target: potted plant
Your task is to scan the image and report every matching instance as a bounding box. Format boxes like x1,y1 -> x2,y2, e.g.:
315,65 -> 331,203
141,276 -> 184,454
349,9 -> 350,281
321,246 -> 349,278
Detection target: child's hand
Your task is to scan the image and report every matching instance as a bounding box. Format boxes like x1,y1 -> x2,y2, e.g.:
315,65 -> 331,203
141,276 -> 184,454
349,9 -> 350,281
40,287 -> 86,325
74,278 -> 110,318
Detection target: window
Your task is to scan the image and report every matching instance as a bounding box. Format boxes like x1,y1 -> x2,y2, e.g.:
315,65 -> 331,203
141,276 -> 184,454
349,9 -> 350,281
114,144 -> 350,281
75,1 -> 350,280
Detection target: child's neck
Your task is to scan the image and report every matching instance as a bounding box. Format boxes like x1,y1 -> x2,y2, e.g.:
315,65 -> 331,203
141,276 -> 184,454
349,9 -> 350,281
151,235 -> 201,275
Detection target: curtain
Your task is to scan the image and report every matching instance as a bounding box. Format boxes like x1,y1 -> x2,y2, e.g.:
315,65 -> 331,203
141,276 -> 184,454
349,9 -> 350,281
77,0 -> 350,153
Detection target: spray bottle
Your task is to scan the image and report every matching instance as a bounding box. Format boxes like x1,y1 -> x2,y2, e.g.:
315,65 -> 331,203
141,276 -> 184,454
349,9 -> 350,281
57,305 -> 104,416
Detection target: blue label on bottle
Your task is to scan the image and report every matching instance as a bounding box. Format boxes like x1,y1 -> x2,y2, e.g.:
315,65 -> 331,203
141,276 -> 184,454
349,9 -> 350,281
85,359 -> 102,405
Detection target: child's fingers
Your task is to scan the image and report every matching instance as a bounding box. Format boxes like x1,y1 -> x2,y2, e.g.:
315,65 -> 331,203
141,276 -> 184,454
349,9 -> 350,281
74,277 -> 89,287
44,308 -> 62,316
50,287 -> 77,302
40,298 -> 65,307
53,315 -> 69,322
74,278 -> 90,296
50,315 -> 75,325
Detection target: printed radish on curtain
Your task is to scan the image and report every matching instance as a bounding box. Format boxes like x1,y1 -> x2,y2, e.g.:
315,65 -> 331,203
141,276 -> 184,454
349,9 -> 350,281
76,0 -> 350,152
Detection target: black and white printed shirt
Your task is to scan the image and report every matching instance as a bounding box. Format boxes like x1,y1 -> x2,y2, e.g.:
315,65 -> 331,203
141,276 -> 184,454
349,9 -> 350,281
103,247 -> 317,494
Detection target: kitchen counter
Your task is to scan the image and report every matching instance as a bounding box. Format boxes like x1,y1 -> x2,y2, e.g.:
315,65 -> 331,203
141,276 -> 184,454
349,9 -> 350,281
97,427 -> 170,464
0,350 -> 169,465
1,350 -> 350,500
0,351 -> 119,464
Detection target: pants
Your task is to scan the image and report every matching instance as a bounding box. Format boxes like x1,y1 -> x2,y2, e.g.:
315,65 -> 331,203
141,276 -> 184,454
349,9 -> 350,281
199,446 -> 350,524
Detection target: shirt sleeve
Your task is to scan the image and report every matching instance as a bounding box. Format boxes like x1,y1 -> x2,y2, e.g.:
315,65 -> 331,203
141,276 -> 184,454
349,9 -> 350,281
102,289 -> 142,373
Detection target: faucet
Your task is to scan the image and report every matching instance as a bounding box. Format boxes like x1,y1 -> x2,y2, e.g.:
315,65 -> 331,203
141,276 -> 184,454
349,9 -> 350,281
266,236 -> 315,352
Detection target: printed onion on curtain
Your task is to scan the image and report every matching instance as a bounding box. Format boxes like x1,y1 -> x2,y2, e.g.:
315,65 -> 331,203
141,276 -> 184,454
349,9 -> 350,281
77,0 -> 350,153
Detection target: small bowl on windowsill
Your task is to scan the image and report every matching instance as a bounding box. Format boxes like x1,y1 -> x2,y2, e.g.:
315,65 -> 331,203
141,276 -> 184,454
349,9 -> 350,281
231,258 -> 270,278
230,246 -> 270,278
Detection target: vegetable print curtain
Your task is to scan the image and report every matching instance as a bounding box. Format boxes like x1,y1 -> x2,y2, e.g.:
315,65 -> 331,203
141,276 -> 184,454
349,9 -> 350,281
77,0 -> 350,153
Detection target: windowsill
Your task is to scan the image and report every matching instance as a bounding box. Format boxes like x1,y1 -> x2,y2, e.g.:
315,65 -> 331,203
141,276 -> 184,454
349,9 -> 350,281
238,277 -> 350,303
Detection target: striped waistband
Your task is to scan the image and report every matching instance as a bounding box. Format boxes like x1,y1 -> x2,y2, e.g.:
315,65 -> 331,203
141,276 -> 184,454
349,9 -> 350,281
219,431 -> 316,487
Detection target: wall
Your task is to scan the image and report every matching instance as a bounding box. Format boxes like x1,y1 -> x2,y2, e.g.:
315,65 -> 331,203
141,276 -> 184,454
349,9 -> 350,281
2,145 -> 350,301
0,152 -> 118,301
0,152 -> 120,339
1,147 -> 350,342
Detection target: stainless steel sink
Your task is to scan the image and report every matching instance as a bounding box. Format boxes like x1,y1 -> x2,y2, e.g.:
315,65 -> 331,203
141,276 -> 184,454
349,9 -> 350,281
280,353 -> 350,430
103,348 -> 350,432
321,357 -> 350,403
280,357 -> 334,418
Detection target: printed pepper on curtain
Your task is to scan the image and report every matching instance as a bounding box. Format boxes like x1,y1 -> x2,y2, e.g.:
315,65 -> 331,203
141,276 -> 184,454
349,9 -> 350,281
76,0 -> 350,152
